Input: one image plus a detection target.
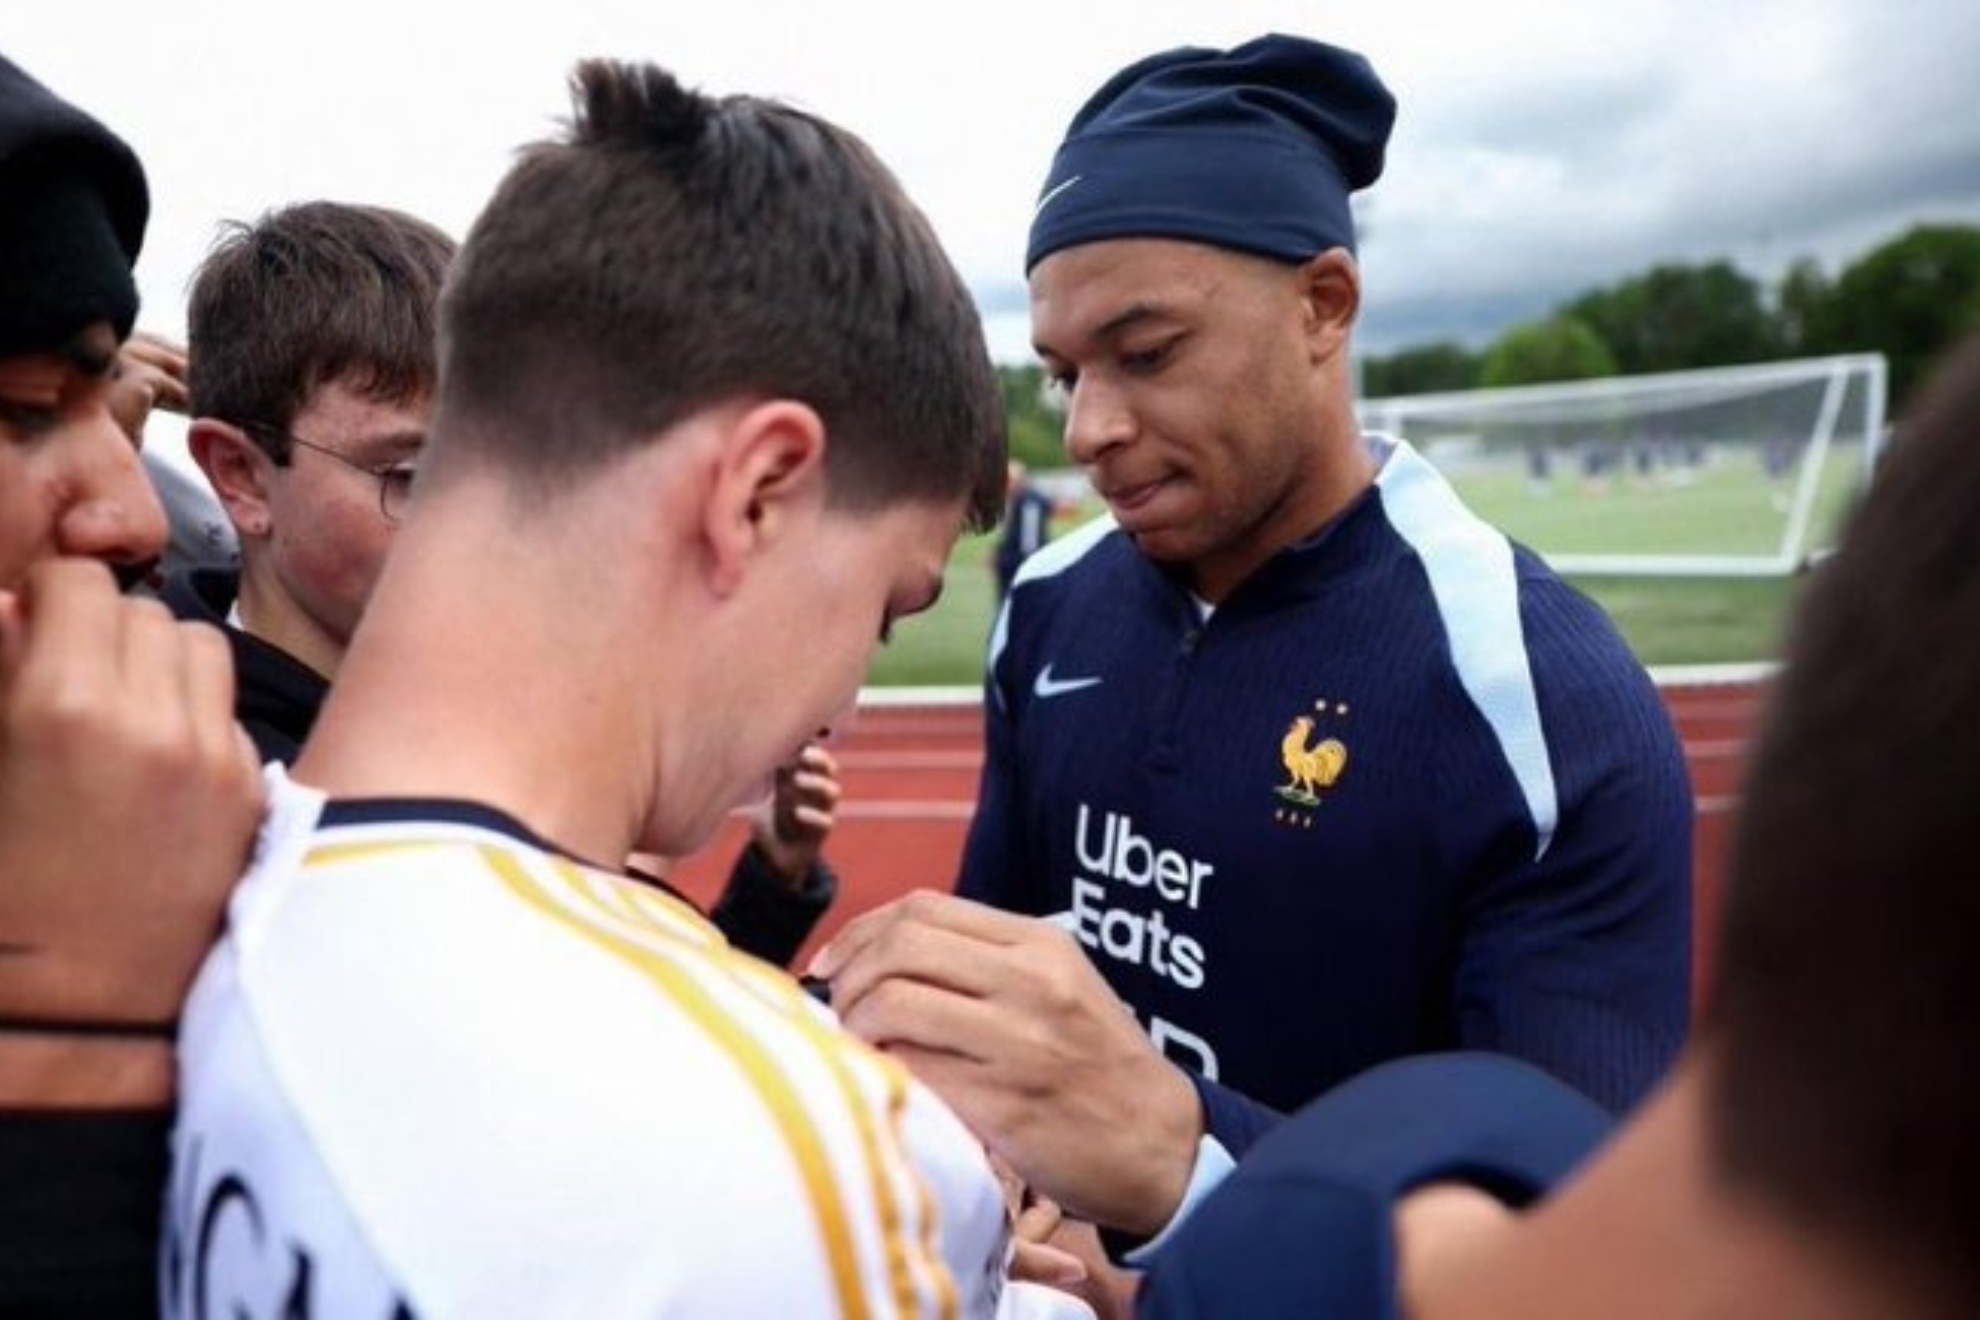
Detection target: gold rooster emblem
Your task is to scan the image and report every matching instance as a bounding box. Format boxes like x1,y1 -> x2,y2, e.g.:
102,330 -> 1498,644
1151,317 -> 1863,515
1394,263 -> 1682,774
1276,715 -> 1348,807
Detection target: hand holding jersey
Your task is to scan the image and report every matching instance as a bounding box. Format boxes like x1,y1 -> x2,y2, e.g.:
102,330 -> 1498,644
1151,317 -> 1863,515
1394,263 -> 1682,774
812,890 -> 1202,1236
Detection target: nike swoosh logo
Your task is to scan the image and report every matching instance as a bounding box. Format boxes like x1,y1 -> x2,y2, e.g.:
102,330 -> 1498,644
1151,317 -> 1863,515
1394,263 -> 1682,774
1034,663 -> 1103,699
1032,174 -> 1083,219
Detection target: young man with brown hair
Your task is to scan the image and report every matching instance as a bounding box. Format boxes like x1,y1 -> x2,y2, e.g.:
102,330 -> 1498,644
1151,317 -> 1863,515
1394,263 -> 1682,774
172,198 -> 843,965
166,58 -> 1084,1318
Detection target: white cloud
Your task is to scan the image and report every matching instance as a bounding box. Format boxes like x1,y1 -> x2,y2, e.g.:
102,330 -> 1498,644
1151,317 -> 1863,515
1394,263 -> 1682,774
8,0 -> 1976,360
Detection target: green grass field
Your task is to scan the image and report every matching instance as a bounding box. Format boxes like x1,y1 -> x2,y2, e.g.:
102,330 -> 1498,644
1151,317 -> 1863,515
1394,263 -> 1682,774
865,451 -> 1861,687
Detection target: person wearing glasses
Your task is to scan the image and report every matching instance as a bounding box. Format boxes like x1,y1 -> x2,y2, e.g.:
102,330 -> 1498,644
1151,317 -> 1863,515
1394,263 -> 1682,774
161,199 -> 842,968
161,200 -> 449,764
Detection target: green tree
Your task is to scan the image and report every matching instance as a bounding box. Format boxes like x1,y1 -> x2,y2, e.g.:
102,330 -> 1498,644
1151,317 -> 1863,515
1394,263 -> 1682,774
997,363 -> 1067,469
1479,314 -> 1618,387
1819,223 -> 1980,405
1569,261 -> 1778,373
1361,341 -> 1478,397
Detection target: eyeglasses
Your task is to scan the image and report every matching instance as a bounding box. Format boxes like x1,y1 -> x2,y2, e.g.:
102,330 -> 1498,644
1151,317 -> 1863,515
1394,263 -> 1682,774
242,421 -> 418,524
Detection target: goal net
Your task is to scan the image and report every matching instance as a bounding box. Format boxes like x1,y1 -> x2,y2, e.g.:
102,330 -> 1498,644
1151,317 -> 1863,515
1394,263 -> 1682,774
1356,354 -> 1888,577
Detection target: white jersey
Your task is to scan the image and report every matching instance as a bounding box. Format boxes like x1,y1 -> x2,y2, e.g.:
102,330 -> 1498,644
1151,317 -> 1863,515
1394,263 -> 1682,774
167,768 -> 1084,1319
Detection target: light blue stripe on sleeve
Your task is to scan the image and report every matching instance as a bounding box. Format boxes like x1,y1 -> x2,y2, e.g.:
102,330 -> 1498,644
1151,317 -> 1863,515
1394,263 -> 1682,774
985,512 -> 1118,710
1375,439 -> 1558,859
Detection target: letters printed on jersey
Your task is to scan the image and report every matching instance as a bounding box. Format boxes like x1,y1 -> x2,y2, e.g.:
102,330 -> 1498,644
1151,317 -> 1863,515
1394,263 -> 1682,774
963,437 -> 1692,1116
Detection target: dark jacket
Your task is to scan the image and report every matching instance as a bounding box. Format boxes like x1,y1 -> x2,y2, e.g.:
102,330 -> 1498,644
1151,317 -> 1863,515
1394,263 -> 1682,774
160,568 -> 322,764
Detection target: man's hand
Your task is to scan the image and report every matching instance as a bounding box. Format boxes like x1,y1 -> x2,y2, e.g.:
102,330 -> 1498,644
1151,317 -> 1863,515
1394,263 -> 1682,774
108,331 -> 190,447
808,891 -> 1201,1236
747,741 -> 841,886
0,560 -> 262,1037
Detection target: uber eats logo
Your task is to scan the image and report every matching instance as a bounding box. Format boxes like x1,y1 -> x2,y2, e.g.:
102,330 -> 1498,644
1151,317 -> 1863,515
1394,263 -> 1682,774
1068,804 -> 1209,990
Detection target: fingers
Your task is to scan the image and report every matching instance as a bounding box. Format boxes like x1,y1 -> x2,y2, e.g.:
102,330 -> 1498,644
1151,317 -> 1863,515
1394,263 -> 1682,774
7,560 -> 122,711
786,766 -> 842,810
109,333 -> 192,442
123,331 -> 191,389
1008,1237 -> 1089,1289
1012,1191 -> 1067,1247
788,802 -> 833,834
795,741 -> 839,776
809,889 -> 1033,979
177,616 -> 261,800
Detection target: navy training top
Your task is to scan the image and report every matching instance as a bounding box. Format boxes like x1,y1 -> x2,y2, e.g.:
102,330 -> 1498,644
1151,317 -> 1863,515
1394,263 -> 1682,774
958,437 -> 1692,1157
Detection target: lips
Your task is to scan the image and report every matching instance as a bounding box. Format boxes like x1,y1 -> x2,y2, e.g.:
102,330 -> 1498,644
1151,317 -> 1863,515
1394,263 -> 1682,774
1100,474 -> 1171,515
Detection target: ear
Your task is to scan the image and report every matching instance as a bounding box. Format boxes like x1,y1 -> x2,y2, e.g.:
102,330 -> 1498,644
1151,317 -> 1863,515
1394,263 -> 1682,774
188,418 -> 277,540
1296,249 -> 1361,365
700,400 -> 828,597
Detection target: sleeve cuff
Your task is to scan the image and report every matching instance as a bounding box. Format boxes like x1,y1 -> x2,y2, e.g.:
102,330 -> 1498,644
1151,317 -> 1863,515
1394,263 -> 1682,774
1119,1133 -> 1236,1268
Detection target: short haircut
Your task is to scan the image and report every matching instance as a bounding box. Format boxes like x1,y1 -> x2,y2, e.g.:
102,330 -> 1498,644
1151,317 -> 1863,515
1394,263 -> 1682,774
1706,333 -> 1980,1313
188,200 -> 455,460
432,58 -> 1006,529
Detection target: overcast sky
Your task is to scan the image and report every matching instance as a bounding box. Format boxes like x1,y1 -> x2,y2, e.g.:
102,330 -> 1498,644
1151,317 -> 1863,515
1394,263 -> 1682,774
10,0 -> 1980,362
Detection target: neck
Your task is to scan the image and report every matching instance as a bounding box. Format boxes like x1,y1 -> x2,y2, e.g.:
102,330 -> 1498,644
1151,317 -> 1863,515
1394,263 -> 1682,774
234,558 -> 345,680
292,479 -> 659,869
1410,1058 -> 1927,1320
1186,412 -> 1376,605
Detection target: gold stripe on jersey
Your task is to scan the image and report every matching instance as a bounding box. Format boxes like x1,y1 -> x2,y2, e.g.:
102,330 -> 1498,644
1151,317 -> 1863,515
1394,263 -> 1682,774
305,839 -> 445,869
486,848 -> 880,1320
547,859 -> 959,1320
299,833 -> 962,1314
589,864 -> 726,949
887,1077 -> 961,1320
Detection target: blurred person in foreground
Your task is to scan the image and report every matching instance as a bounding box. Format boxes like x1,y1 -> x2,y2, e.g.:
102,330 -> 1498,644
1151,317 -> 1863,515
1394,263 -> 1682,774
0,49 -> 260,1317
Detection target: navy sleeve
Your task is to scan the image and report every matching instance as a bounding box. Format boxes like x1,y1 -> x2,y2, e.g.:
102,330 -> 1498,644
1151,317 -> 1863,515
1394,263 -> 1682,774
955,618 -> 1028,909
1190,1072 -> 1283,1163
1452,579 -> 1695,1112
1136,1053 -> 1613,1320
708,845 -> 837,969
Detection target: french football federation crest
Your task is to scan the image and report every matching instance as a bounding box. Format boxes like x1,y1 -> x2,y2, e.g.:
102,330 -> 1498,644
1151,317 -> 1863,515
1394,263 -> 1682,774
1274,701 -> 1349,826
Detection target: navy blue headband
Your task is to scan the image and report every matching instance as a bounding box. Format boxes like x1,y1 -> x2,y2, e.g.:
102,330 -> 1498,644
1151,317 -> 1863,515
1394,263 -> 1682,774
1026,33 -> 1395,273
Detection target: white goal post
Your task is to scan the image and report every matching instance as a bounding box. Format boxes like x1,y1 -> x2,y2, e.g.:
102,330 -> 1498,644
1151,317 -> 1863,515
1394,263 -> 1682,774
1356,354 -> 1889,577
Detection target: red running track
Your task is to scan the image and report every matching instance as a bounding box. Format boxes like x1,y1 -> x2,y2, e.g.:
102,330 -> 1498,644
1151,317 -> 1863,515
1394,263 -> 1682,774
671,675 -> 1769,1013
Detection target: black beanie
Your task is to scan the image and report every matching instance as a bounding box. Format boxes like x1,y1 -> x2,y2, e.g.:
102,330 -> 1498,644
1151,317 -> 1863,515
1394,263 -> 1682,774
1026,33 -> 1395,274
0,51 -> 148,359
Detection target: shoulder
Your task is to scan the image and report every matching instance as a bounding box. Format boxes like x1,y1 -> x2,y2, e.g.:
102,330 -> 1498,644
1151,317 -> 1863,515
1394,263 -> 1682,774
1138,1054 -> 1612,1320
1512,556 -> 1671,725
1010,512 -> 1120,591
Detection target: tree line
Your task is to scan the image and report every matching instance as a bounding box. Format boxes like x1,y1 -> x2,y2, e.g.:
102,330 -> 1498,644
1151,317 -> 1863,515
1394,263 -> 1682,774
996,220 -> 1980,469
1360,221 -> 1980,408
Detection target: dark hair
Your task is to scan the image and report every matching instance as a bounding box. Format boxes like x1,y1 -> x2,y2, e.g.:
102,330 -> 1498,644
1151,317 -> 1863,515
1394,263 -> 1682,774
431,58 -> 1006,529
1705,334 -> 1980,1312
187,200 -> 455,460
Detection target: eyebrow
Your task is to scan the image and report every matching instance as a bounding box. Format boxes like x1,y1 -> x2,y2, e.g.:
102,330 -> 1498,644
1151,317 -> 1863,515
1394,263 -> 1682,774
1034,300 -> 1172,362
349,428 -> 427,460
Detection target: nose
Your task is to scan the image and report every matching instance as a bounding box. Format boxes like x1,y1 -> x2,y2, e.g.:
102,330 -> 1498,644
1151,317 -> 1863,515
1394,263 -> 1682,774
1060,374 -> 1134,467
54,402 -> 170,569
